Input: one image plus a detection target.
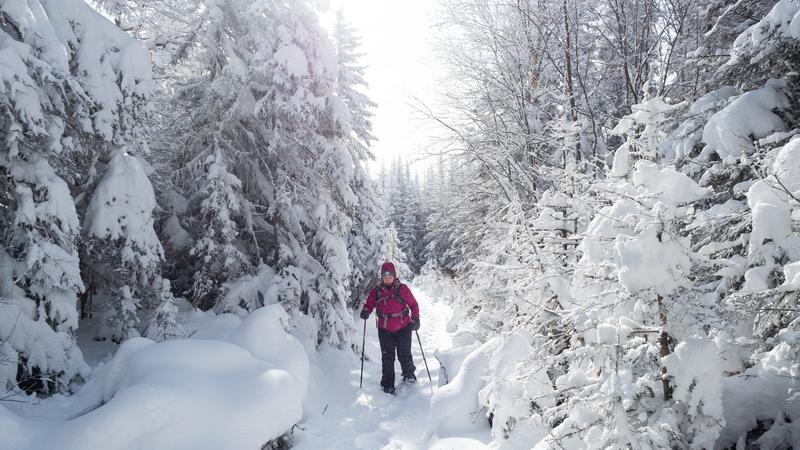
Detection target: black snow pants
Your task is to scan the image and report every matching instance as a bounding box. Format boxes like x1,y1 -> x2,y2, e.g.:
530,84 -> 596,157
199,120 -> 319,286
378,324 -> 416,389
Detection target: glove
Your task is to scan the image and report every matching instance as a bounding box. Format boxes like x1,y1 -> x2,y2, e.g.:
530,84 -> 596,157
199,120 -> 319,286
360,309 -> 370,320
410,318 -> 420,331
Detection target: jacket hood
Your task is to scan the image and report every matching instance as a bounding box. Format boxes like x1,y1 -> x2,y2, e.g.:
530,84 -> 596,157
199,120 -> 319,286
380,261 -> 396,277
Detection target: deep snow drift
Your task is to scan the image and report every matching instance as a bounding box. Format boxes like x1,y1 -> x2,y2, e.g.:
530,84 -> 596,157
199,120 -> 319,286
0,305 -> 308,450
1,286 -> 492,450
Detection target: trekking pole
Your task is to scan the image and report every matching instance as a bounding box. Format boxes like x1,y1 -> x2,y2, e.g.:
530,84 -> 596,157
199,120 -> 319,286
359,318 -> 367,388
415,330 -> 434,395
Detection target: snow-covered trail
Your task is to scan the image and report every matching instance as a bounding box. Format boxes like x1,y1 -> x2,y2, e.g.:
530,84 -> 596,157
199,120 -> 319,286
293,286 -> 482,449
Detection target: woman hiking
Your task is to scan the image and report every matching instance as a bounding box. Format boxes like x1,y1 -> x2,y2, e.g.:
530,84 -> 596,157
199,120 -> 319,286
360,262 -> 420,394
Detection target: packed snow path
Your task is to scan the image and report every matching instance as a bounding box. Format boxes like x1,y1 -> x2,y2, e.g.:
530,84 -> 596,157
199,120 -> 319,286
293,286 -> 489,449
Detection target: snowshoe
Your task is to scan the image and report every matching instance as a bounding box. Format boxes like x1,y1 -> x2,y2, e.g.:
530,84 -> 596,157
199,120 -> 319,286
382,386 -> 396,395
402,374 -> 417,383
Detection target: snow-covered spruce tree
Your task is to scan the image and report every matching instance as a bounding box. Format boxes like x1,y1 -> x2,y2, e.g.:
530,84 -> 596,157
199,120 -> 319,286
333,10 -> 376,159
380,224 -> 411,280
393,168 -> 418,274
0,0 -> 150,393
66,0 -> 165,344
83,151 -> 164,343
526,3 -> 800,446
88,0 -> 210,298
188,150 -> 251,312
556,159 -> 720,448
346,164 -> 385,307
423,160 -> 463,276
405,171 -> 429,275
333,11 -> 384,307
157,0 -> 262,313
254,1 -> 360,348
157,0 -> 365,348
144,279 -> 182,341
426,160 -> 496,282
382,158 -> 427,276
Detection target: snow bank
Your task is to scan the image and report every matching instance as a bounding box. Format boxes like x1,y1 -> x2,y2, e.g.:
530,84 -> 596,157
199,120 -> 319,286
431,332 -> 550,445
434,329 -> 481,386
478,333 -> 550,443
428,437 -> 489,449
229,304 -> 309,379
1,305 -> 309,450
429,339 -> 498,438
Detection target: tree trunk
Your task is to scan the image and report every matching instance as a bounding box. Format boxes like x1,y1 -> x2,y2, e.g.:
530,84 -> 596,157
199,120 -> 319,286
562,0 -> 581,165
657,294 -> 673,401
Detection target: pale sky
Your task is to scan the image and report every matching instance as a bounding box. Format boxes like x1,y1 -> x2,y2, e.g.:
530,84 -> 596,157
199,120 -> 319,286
322,0 -> 445,174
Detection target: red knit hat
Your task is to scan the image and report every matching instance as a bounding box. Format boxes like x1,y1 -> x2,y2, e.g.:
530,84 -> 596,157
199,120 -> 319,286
380,261 -> 396,277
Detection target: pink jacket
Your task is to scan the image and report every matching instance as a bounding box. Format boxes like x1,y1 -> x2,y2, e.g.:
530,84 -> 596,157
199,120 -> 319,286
363,281 -> 419,332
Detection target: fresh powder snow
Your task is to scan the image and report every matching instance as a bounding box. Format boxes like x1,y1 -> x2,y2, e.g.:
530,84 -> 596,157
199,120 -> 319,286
0,286 -> 492,450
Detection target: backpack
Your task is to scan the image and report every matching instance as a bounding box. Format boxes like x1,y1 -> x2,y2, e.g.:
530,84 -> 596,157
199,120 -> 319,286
374,283 -> 411,324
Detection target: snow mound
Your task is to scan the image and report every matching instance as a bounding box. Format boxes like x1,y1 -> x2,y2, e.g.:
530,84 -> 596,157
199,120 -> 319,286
3,305 -> 308,450
429,339 -> 498,438
229,303 -> 309,379
428,437 -> 489,449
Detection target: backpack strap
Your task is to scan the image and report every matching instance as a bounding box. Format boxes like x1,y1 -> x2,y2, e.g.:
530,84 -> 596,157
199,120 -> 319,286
392,284 -> 411,319
375,283 -> 411,326
375,283 -> 406,306
375,284 -> 386,306
392,283 -> 406,307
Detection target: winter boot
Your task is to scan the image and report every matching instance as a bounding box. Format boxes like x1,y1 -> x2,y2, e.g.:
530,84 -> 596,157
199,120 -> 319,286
402,374 -> 417,383
383,385 -> 396,395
